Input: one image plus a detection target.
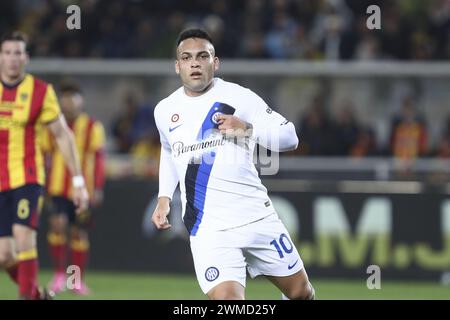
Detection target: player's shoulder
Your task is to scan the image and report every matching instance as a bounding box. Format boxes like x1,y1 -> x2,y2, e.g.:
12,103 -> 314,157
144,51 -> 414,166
26,73 -> 53,88
84,113 -> 104,128
77,112 -> 91,122
26,73 -> 43,84
216,78 -> 250,93
216,78 -> 258,98
154,86 -> 184,117
74,113 -> 101,130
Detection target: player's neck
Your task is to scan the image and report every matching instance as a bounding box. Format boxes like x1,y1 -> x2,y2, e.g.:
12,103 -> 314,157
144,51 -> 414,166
184,79 -> 215,97
1,72 -> 25,88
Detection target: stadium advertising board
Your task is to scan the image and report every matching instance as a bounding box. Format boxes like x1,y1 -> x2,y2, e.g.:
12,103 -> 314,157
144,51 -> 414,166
38,180 -> 450,281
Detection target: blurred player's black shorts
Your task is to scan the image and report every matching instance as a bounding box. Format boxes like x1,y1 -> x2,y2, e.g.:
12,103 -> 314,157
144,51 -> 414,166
50,196 -> 93,228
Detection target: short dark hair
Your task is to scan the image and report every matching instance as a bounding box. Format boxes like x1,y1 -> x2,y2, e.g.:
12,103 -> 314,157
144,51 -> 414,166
0,31 -> 29,50
59,80 -> 82,95
176,28 -> 214,48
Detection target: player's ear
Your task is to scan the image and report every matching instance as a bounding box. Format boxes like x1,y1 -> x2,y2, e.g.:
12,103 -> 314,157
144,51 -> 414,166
175,60 -> 180,75
214,56 -> 219,71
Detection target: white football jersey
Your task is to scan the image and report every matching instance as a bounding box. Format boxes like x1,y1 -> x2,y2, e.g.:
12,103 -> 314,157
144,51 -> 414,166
154,78 -> 297,236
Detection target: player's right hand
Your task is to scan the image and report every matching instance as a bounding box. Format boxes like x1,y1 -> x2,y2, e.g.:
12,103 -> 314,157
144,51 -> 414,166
152,198 -> 172,230
73,185 -> 89,214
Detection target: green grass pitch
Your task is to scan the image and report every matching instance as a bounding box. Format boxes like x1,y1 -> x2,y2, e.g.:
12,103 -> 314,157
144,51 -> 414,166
1,270 -> 450,300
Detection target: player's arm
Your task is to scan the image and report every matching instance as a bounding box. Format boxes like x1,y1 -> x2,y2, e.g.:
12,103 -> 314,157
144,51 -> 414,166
91,122 -> 106,207
152,108 -> 179,230
47,115 -> 89,212
249,111 -> 299,152
92,149 -> 105,207
217,93 -> 298,152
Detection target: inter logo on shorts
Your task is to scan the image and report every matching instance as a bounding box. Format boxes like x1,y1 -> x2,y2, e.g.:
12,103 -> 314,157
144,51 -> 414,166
205,267 -> 219,282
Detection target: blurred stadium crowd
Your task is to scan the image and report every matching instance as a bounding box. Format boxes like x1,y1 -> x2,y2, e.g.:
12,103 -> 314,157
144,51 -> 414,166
110,91 -> 450,161
1,0 -> 449,164
1,0 -> 449,60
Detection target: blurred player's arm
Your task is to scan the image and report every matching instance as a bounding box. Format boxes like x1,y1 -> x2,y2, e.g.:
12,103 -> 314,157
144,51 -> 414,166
47,115 -> 89,212
40,84 -> 88,213
93,150 -> 105,206
152,109 -> 179,230
91,121 -> 106,207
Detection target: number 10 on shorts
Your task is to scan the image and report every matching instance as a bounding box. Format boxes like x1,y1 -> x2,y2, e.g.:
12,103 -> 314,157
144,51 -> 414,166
270,233 -> 294,258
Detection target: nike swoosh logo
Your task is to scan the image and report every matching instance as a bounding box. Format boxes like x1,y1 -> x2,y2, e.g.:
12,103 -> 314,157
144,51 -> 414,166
288,259 -> 299,270
169,124 -> 183,132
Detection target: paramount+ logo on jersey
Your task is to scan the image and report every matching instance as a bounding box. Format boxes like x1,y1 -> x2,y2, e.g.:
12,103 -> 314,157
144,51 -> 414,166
172,138 -> 226,158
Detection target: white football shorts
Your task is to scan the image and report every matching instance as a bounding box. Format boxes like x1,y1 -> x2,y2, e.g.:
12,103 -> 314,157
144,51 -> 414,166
190,213 -> 304,294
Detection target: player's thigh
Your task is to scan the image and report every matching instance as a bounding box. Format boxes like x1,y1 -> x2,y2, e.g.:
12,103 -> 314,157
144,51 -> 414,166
70,225 -> 88,241
265,268 -> 312,299
207,280 -> 245,300
12,224 -> 37,251
190,229 -> 247,295
0,237 -> 15,266
12,184 -> 44,231
74,208 -> 93,230
48,213 -> 69,233
245,214 -> 303,279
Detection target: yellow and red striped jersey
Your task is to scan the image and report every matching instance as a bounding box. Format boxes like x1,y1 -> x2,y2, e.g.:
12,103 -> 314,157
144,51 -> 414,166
42,112 -> 105,199
0,74 -> 61,192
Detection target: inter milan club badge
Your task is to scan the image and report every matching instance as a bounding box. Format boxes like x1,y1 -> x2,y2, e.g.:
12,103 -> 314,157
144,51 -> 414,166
211,112 -> 222,125
205,267 -> 219,282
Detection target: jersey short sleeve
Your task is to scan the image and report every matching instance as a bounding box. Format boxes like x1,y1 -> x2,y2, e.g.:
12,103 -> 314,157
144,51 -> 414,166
39,84 -> 61,124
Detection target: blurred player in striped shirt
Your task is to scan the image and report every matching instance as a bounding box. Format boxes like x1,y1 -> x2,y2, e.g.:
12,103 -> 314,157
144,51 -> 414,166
42,81 -> 105,295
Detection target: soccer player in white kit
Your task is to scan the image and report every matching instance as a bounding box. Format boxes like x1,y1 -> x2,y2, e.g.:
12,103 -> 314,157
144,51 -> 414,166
152,29 -> 315,300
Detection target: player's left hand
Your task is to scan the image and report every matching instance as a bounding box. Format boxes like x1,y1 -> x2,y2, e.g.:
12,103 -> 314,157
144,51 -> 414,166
216,114 -> 251,137
73,186 -> 89,214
